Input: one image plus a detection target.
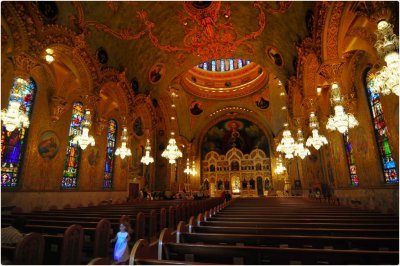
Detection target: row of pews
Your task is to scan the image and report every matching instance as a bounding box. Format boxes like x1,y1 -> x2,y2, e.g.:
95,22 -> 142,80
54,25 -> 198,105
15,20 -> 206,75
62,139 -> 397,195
1,198 -> 223,265
129,197 -> 399,265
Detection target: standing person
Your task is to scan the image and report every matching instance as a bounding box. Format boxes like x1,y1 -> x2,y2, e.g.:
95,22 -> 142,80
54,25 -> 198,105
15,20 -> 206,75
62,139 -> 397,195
110,223 -> 130,264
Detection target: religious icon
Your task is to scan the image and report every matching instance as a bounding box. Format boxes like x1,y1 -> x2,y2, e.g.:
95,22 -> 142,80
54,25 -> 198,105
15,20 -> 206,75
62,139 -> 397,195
134,117 -> 143,136
149,63 -> 165,84
190,101 -> 203,115
249,178 -> 255,189
256,97 -> 269,109
266,46 -> 284,67
242,178 -> 248,189
38,131 -> 60,159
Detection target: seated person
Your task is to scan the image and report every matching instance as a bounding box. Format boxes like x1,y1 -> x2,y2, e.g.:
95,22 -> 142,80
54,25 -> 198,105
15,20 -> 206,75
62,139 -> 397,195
2,216 -> 28,245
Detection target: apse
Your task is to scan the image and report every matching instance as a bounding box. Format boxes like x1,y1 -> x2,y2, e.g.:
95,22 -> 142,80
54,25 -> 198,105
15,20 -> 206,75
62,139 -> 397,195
201,118 -> 270,158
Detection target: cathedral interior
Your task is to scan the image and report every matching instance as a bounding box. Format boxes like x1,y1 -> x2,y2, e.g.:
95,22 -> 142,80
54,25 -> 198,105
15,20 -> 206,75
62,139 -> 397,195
1,1 -> 399,265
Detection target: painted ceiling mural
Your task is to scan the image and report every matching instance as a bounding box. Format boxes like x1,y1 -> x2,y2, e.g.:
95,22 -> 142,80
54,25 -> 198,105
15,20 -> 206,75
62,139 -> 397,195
201,118 -> 270,159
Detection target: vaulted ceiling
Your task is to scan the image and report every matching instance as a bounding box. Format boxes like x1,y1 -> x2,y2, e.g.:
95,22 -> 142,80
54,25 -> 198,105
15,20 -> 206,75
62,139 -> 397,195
40,1 -> 316,139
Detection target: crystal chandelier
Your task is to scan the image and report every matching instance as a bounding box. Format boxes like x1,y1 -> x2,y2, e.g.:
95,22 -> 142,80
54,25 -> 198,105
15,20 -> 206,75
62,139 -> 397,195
306,112 -> 328,150
274,154 -> 286,175
371,20 -> 399,96
326,83 -> 358,134
276,123 -> 296,159
1,78 -> 30,132
183,158 -> 192,175
72,109 -> 95,150
294,129 -> 310,159
140,138 -> 154,165
116,127 -> 132,159
161,132 -> 183,164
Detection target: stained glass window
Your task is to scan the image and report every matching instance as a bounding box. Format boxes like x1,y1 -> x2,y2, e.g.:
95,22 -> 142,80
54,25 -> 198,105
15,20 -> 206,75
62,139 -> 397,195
220,59 -> 225,72
366,74 -> 398,184
1,78 -> 37,188
238,59 -> 243,68
229,59 -> 234,71
198,59 -> 251,72
61,102 -> 84,189
103,119 -> 117,189
343,132 -> 359,186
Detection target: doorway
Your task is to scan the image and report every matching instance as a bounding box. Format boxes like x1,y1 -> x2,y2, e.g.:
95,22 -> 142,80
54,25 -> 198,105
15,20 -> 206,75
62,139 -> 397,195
256,176 -> 263,196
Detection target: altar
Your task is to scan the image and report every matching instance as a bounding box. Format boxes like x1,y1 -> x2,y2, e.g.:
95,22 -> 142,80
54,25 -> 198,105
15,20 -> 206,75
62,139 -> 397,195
201,148 -> 272,197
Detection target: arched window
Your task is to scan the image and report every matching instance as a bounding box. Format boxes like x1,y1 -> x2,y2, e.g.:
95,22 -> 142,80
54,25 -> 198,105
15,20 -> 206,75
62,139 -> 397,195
61,102 -> 84,188
343,132 -> 359,186
1,78 -> 37,187
366,73 -> 398,184
103,119 -> 117,189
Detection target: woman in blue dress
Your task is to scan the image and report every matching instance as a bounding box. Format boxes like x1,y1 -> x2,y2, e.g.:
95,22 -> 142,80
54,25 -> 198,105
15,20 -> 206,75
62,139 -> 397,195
110,223 -> 130,264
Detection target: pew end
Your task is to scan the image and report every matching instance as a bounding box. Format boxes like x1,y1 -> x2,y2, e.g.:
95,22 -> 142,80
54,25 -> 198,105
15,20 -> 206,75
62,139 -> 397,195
129,239 -> 158,265
158,228 -> 177,260
197,213 -> 204,226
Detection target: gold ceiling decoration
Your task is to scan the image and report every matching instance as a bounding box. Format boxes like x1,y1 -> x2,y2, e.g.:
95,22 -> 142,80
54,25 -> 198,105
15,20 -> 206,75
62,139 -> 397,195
70,1 -> 292,62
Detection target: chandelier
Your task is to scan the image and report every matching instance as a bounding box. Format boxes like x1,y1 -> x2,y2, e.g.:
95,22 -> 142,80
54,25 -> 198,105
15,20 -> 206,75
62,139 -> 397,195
72,109 -> 95,150
116,127 -> 132,159
1,78 -> 30,132
191,160 -> 197,176
276,123 -> 296,159
326,83 -> 358,134
294,129 -> 310,159
370,20 -> 399,96
306,112 -> 328,150
183,158 -> 192,175
161,132 -> 183,164
140,138 -> 154,165
274,154 -> 286,175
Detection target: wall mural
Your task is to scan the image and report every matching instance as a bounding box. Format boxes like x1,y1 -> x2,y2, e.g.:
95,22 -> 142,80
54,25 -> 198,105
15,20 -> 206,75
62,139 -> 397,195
148,63 -> 165,84
202,118 -> 269,158
37,131 -> 60,159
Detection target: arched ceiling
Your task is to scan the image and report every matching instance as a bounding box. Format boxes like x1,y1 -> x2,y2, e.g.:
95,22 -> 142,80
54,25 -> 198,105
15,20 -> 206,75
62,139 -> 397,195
54,1 -> 315,92
47,1 -> 315,141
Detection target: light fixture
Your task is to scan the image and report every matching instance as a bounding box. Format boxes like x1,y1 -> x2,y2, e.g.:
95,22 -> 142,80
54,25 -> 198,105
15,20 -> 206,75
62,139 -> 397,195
306,112 -> 328,150
1,78 -> 30,132
326,83 -> 358,134
316,87 -> 322,95
294,129 -> 310,159
183,158 -> 192,175
161,132 -> 183,164
371,20 -> 399,96
191,160 -> 197,176
72,109 -> 95,150
140,138 -> 154,164
115,127 -> 132,159
274,154 -> 286,175
276,123 -> 296,159
45,48 -> 54,64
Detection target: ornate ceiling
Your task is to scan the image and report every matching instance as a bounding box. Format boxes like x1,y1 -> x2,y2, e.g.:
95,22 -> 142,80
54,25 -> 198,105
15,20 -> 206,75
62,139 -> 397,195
53,1 -> 314,92
1,1 -> 316,144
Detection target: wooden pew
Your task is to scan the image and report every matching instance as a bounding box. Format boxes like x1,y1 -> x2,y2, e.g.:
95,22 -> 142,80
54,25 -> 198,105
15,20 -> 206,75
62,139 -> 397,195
163,241 -> 399,264
1,232 -> 45,265
179,232 -> 399,251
